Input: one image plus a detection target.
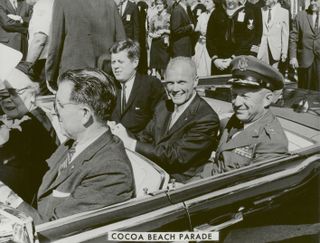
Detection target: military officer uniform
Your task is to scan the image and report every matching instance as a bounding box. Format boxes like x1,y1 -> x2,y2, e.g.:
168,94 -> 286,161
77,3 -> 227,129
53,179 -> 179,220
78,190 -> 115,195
202,55 -> 289,177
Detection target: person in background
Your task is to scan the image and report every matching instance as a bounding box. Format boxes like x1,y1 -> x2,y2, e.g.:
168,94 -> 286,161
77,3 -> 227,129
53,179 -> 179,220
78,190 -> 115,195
170,0 -> 195,57
193,0 -> 215,76
0,68 -> 135,224
112,57 -> 220,183
149,0 -> 171,79
206,0 -> 260,75
111,40 -> 165,134
46,0 -> 125,91
137,0 -> 149,74
115,0 -> 140,41
289,0 -> 320,91
26,0 -> 54,95
203,56 -> 288,176
257,0 -> 289,69
0,67 -> 57,203
0,0 -> 32,59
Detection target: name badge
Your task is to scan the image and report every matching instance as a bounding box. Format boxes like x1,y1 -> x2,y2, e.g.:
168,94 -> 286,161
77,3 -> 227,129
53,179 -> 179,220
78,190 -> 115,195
126,14 -> 131,21
237,11 -> 245,22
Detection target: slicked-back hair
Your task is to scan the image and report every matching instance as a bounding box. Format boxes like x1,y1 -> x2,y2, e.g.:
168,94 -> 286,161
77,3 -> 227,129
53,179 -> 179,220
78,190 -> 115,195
58,68 -> 117,124
110,39 -> 140,61
165,57 -> 197,80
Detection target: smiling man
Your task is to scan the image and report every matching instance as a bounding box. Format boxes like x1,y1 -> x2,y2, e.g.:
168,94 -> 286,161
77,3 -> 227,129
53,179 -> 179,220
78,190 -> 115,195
210,55 -> 288,174
113,57 -> 220,183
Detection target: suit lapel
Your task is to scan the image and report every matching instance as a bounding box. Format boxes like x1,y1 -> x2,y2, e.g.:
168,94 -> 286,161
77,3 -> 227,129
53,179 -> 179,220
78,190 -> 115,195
6,0 -> 16,14
160,95 -> 200,142
39,131 -> 111,197
307,13 -> 315,33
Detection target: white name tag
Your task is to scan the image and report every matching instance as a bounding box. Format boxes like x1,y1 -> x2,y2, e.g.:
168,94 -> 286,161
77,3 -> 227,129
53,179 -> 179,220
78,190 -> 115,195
237,11 -> 245,22
52,190 -> 71,198
126,14 -> 131,21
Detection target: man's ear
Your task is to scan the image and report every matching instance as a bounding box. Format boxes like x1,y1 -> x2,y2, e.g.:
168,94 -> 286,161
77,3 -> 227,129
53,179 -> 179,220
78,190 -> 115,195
133,58 -> 139,69
82,106 -> 94,127
263,90 -> 274,108
193,76 -> 199,89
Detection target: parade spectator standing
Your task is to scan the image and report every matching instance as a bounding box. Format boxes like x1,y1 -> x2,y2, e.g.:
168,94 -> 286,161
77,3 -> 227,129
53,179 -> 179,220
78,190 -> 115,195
257,0 -> 289,69
206,0 -> 260,74
289,0 -> 320,91
111,40 -> 165,134
192,0 -> 207,21
45,0 -> 126,91
112,57 -> 220,183
0,0 -> 32,59
26,0 -> 54,95
193,0 -> 215,76
116,0 -> 140,41
137,0 -> 149,74
202,56 -> 288,176
149,0 -> 171,79
170,0 -> 195,57
0,68 -> 135,224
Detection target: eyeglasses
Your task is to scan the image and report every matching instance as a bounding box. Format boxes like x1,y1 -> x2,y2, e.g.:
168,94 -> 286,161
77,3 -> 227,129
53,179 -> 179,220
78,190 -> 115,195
53,99 -> 79,120
0,87 -> 30,101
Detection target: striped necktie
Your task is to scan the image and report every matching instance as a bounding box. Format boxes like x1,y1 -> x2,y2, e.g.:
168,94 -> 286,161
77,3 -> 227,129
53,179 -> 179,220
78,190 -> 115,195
58,142 -> 77,176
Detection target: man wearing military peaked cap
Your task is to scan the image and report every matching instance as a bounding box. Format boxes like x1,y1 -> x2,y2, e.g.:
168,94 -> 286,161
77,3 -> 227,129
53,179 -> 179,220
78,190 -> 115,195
201,55 -> 289,177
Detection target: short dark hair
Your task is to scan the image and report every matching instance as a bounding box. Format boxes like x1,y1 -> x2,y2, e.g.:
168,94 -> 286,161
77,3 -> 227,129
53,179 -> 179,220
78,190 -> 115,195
58,68 -> 117,124
110,39 -> 140,61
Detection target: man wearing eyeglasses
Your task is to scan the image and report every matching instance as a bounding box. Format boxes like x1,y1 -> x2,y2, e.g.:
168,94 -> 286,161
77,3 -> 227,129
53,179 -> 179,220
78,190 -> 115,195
113,57 -> 220,183
0,68 -> 134,224
0,67 -> 57,203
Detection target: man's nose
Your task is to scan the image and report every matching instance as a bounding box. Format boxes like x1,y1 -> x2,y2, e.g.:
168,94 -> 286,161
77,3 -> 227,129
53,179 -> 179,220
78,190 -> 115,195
232,95 -> 243,106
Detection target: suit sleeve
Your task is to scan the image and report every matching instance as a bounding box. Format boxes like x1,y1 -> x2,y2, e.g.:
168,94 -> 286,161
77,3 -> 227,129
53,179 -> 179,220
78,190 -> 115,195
206,11 -> 217,58
132,4 -> 140,41
289,14 -> 300,59
45,0 -> 65,86
0,4 -> 27,33
113,1 -> 126,41
135,113 -> 220,172
170,8 -> 193,39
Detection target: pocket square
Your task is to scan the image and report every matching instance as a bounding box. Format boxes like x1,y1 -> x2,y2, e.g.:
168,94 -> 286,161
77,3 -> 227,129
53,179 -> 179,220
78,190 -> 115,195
52,190 -> 71,198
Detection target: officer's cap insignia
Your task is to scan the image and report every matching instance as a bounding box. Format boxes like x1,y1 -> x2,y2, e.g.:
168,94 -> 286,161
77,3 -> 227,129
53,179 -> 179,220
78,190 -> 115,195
237,57 -> 248,71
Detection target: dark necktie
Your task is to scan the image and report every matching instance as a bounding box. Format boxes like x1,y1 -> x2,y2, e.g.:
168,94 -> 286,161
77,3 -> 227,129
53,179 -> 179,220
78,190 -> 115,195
58,142 -> 77,176
121,84 -> 126,115
315,14 -> 319,31
187,6 -> 195,25
267,8 -> 272,24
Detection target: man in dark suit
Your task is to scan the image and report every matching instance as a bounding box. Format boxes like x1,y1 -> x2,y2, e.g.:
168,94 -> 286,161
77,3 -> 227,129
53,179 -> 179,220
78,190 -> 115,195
0,0 -> 32,59
0,68 -> 135,224
289,0 -> 320,91
111,39 -> 165,134
115,0 -> 140,41
170,0 -> 195,57
202,56 -> 288,177
45,0 -> 126,91
113,57 -> 220,183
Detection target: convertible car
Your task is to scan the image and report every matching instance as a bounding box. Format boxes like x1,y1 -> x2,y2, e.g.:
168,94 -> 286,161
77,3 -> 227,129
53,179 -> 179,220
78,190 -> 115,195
2,76 -> 320,242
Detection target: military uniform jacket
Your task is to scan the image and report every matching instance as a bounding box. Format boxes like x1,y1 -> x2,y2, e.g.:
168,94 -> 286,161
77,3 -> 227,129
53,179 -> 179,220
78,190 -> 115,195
213,110 -> 288,173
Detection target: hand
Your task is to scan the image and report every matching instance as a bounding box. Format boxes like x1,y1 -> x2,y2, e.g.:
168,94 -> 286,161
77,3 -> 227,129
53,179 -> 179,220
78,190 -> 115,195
112,123 -> 136,149
7,14 -> 22,23
290,58 -> 299,69
0,181 -> 23,208
214,59 -> 230,71
250,45 -> 259,54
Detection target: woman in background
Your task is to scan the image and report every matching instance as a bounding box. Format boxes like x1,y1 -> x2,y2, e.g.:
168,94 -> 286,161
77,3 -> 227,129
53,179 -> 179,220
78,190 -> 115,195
193,0 -> 215,77
149,0 -> 170,79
